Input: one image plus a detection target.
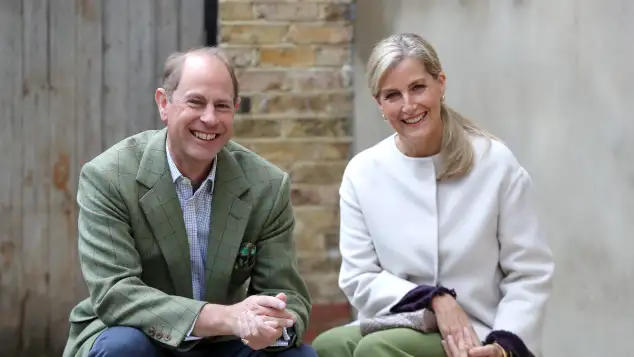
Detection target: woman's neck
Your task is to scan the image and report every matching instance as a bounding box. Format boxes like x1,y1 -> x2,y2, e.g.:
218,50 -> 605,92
396,132 -> 442,158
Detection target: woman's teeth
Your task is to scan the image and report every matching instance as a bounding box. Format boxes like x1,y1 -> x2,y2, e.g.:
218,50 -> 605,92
402,112 -> 426,124
193,131 -> 217,141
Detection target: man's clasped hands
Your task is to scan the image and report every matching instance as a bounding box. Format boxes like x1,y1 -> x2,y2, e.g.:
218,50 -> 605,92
194,292 -> 296,350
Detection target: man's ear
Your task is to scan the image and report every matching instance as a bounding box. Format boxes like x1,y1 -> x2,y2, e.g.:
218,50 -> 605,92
234,96 -> 242,110
155,88 -> 169,123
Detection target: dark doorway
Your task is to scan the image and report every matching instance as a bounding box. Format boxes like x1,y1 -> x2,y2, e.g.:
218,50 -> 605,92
204,0 -> 219,46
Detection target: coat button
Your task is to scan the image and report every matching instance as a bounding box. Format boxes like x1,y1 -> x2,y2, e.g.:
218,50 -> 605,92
156,331 -> 164,339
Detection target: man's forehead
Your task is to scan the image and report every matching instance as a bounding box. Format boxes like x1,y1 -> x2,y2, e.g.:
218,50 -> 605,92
178,54 -> 233,90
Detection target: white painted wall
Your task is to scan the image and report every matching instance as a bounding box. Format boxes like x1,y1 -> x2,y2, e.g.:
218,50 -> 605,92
352,1 -> 634,356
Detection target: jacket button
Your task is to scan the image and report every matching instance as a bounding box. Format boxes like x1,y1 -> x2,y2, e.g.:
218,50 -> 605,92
156,331 -> 164,339
165,334 -> 171,341
148,328 -> 155,336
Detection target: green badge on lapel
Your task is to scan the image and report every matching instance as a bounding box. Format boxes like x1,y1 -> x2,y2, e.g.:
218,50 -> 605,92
235,242 -> 257,269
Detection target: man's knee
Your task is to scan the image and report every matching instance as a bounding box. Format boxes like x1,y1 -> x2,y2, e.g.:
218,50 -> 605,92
88,326 -> 159,357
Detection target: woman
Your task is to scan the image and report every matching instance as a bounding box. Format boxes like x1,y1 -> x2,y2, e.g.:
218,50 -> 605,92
312,33 -> 554,357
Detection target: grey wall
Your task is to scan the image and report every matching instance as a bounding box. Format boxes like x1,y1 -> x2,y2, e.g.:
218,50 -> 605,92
353,1 -> 634,356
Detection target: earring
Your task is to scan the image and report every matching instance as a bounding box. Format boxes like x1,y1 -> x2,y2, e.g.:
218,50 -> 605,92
381,113 -> 387,121
441,94 -> 445,103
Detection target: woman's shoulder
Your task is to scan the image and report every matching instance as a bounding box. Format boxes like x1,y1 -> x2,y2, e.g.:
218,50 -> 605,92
344,135 -> 395,177
471,135 -> 522,170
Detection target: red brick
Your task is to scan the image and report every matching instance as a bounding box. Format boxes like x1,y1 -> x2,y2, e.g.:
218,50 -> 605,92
305,302 -> 352,343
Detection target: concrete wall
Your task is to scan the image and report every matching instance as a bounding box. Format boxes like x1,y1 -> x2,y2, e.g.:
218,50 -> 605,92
353,1 -> 634,356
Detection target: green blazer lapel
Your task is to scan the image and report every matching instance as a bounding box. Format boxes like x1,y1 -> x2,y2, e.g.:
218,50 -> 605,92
136,128 -> 193,299
204,146 -> 252,303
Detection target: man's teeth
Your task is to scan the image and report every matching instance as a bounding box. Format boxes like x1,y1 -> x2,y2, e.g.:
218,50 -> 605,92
403,113 -> 426,124
193,131 -> 217,141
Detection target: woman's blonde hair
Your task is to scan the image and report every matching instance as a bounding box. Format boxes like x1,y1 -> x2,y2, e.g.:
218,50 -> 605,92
367,33 -> 496,181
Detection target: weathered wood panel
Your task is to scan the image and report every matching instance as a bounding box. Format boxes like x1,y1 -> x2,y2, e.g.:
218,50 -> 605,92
0,0 -> 24,354
0,1 -> 205,356
21,2 -> 51,356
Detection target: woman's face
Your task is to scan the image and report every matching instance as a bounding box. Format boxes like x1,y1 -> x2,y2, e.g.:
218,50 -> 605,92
376,57 -> 445,150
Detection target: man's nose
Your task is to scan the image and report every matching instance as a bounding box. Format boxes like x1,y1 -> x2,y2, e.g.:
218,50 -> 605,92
199,105 -> 218,123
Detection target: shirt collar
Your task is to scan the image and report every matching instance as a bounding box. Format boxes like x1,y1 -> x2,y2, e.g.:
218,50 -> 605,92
166,141 -> 217,192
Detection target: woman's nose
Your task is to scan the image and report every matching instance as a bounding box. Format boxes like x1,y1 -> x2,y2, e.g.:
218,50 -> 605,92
402,96 -> 417,114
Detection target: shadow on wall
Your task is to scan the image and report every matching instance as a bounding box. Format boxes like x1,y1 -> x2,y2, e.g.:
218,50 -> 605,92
352,0 -> 404,153
354,0 -> 402,67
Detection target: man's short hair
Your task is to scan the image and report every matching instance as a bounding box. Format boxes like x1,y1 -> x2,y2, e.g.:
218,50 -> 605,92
161,46 -> 240,104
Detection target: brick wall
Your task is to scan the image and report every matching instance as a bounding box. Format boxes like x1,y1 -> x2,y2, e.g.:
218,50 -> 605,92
218,0 -> 355,341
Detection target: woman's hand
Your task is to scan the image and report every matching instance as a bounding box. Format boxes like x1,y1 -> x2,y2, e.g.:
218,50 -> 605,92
442,326 -> 479,357
432,295 -> 480,346
468,344 -> 506,357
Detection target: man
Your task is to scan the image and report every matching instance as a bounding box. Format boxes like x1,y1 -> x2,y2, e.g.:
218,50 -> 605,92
62,47 -> 315,357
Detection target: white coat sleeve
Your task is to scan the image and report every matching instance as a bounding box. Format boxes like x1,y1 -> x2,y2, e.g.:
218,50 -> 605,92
337,168 -> 418,318
494,166 -> 555,354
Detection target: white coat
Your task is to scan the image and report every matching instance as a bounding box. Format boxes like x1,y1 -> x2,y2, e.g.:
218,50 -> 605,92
338,134 -> 554,356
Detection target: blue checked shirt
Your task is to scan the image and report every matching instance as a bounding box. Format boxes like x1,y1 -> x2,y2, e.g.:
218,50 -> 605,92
166,147 -> 290,346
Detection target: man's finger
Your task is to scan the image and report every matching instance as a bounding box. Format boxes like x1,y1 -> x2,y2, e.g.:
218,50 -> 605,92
247,313 -> 261,337
255,295 -> 286,310
254,306 -> 295,321
261,315 -> 294,328
275,292 -> 287,302
256,320 -> 279,335
263,319 -> 280,328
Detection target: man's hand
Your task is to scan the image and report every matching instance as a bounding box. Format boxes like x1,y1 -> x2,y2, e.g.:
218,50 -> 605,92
191,293 -> 295,341
432,294 -> 480,346
235,293 -> 295,350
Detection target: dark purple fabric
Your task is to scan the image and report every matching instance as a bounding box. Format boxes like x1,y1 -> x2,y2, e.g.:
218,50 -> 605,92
389,284 -> 457,313
391,286 -> 532,356
390,286 -> 532,357
484,330 -> 534,357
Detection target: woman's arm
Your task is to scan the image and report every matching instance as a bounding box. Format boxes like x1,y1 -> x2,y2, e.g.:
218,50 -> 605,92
337,168 -> 420,318
489,166 -> 554,356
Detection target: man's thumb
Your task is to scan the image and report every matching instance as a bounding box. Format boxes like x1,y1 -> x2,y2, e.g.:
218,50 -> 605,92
275,292 -> 287,303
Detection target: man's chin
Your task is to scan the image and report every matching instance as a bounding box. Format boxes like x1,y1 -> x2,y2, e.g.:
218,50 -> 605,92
189,141 -> 224,160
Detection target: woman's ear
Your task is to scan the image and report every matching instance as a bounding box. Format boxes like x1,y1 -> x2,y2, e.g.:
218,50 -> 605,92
437,72 -> 447,95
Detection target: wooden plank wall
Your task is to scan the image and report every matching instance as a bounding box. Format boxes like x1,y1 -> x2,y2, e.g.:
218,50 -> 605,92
0,1 -> 205,356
